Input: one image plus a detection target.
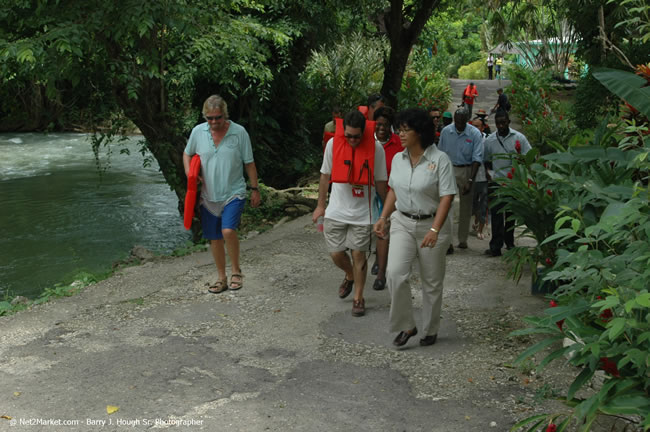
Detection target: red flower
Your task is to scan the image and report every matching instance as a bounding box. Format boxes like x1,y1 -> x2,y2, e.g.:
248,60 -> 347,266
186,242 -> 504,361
559,115 -> 563,120
546,189 -> 553,196
546,425 -> 557,432
511,167 -> 516,173
527,120 -> 532,125
599,357 -> 621,377
527,178 -> 536,187
543,163 -> 548,168
424,76 -> 428,81
545,258 -> 552,266
600,308 -> 613,321
549,300 -> 564,330
515,140 -> 521,153
507,172 -> 513,179
512,89 -> 516,94
543,111 -> 548,117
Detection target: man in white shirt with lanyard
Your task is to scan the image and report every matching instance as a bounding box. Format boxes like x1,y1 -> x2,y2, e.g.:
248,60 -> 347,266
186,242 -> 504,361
483,111 -> 532,256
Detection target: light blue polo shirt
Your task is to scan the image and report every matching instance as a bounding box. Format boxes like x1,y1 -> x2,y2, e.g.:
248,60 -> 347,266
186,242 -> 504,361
184,121 -> 254,203
484,128 -> 531,179
438,123 -> 483,166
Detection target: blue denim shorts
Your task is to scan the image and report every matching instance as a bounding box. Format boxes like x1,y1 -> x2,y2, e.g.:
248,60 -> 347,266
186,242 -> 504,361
200,198 -> 246,240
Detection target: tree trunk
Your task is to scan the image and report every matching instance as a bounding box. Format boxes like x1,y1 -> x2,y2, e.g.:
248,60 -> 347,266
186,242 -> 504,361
379,0 -> 440,109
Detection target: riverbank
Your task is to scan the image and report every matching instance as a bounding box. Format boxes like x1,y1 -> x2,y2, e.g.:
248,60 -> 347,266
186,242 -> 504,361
2,213 -> 605,431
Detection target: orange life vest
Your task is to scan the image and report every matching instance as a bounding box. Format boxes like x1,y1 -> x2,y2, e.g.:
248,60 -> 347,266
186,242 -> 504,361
183,155 -> 201,230
331,118 -> 376,185
357,105 -> 369,119
463,85 -> 477,104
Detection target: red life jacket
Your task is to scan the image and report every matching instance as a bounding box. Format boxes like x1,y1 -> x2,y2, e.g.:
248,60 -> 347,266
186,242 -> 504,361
183,154 -> 201,230
331,118 -> 376,185
357,105 -> 369,119
463,85 -> 477,104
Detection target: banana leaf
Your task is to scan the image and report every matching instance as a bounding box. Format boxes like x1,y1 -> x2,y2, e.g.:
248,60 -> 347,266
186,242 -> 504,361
592,67 -> 650,119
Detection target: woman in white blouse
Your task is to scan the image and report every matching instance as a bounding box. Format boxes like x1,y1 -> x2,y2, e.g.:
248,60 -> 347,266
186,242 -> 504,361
373,108 -> 457,347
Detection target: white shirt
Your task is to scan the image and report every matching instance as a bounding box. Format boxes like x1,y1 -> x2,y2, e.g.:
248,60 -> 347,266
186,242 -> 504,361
321,138 -> 388,225
389,144 -> 457,215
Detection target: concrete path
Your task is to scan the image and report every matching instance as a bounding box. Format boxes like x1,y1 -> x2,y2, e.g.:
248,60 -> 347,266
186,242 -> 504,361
448,78 -> 519,131
0,212 -> 581,432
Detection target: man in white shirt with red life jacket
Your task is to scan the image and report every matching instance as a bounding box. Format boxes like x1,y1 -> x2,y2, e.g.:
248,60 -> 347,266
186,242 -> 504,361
312,110 -> 388,317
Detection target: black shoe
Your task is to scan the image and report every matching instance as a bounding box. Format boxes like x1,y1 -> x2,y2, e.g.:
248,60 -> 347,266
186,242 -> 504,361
371,262 -> 379,275
420,334 -> 438,346
484,249 -> 502,257
457,242 -> 468,249
393,328 -> 418,347
447,245 -> 454,255
505,244 -> 515,250
372,278 -> 386,291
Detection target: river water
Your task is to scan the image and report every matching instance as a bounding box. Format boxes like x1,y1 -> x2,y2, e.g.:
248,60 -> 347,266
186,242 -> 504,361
0,133 -> 191,299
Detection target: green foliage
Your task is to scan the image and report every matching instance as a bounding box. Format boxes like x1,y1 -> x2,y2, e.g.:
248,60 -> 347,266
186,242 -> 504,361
593,67 -> 650,119
397,71 -> 452,112
240,182 -> 292,234
415,11 -> 484,78
301,32 -> 386,113
506,65 -> 574,154
506,69 -> 650,429
458,59 -> 488,80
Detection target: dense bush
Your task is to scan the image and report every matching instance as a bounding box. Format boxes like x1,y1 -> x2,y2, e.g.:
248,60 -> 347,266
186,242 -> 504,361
397,70 -> 452,112
506,65 -> 574,155
458,59 -> 488,80
504,66 -> 650,431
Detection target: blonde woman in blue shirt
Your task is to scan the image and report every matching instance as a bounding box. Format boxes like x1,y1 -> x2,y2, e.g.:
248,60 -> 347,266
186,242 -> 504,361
183,95 -> 261,293
373,108 -> 457,347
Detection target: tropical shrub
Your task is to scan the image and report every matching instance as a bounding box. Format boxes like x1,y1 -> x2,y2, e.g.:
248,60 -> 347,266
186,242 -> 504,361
458,59 -> 488,80
397,70 -> 452,112
507,66 -> 650,431
506,65 -> 574,154
300,33 -> 386,114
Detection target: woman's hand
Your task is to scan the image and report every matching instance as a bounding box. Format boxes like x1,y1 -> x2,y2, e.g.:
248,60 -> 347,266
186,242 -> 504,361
420,230 -> 438,249
373,218 -> 387,239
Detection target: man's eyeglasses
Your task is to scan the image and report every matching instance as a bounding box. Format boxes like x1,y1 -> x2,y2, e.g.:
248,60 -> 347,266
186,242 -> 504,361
344,134 -> 362,140
431,116 -> 440,119
205,115 -> 224,121
398,128 -> 413,134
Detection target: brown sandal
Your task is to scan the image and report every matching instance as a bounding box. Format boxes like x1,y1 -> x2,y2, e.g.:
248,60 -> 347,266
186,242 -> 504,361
208,279 -> 228,294
229,273 -> 244,291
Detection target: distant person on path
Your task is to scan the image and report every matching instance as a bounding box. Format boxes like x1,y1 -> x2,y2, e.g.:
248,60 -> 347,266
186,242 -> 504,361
367,93 -> 385,121
441,111 -> 453,128
483,111 -> 531,257
370,106 -> 402,291
486,54 -> 494,80
470,118 -> 489,241
491,88 -> 511,115
429,107 -> 442,144
373,108 -> 456,348
312,110 -> 388,317
438,108 -> 483,253
323,105 -> 342,151
474,109 -> 492,135
183,95 -> 261,294
495,56 -> 503,79
462,82 -> 479,118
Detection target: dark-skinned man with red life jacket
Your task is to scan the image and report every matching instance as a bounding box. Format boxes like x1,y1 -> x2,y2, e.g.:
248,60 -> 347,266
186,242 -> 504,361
312,110 -> 388,317
462,82 -> 479,118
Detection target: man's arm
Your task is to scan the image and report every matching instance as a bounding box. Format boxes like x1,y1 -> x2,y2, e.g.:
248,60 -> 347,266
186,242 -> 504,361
312,173 -> 330,223
183,152 -> 192,177
375,180 -> 388,202
244,162 -> 261,208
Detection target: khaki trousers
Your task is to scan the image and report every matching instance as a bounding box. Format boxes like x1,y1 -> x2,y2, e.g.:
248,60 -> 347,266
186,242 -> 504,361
387,211 -> 451,337
453,165 -> 473,244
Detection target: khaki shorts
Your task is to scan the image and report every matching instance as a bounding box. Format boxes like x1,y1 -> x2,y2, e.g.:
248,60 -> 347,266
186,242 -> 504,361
323,218 -> 372,252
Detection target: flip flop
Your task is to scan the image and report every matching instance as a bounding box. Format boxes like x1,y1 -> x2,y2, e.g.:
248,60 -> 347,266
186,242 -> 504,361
208,279 -> 228,294
229,273 -> 244,291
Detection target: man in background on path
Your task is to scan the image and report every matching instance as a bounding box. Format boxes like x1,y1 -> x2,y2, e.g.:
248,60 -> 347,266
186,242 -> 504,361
491,88 -> 511,115
486,54 -> 494,80
495,56 -> 503,79
367,93 -> 385,121
322,105 -> 342,151
483,111 -> 531,257
462,82 -> 478,118
438,108 -> 483,253
312,110 -> 388,317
